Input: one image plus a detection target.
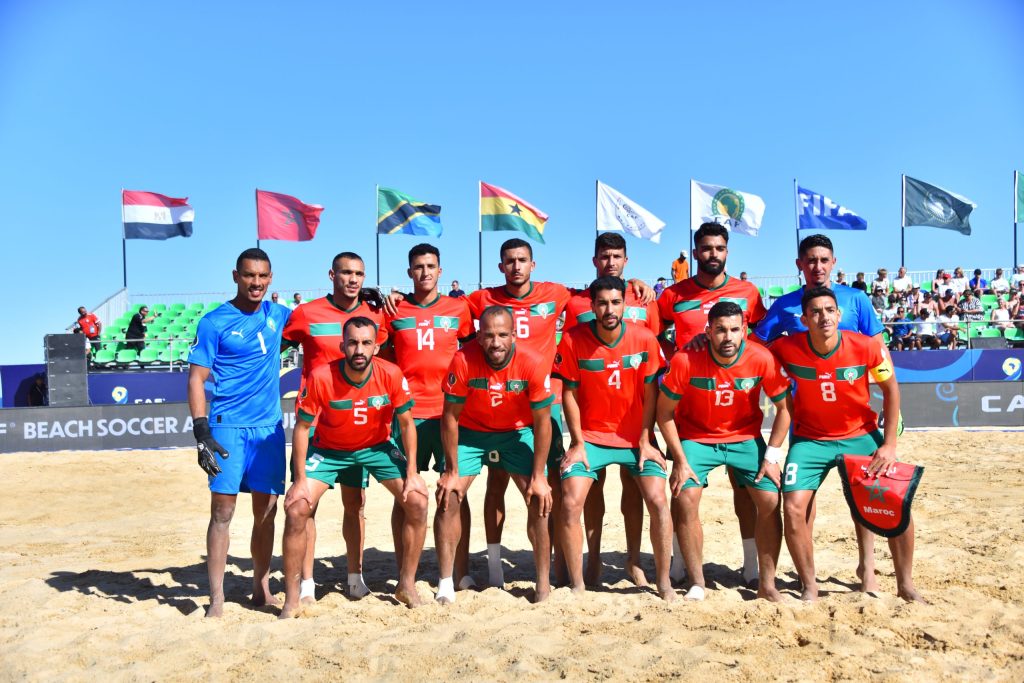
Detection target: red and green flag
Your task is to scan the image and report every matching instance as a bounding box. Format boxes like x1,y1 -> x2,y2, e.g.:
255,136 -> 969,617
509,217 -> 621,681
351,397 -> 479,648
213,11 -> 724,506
480,181 -> 548,243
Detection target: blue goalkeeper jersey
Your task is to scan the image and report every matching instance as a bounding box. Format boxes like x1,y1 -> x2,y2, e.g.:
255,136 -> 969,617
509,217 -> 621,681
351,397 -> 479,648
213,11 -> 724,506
188,300 -> 291,427
753,283 -> 883,343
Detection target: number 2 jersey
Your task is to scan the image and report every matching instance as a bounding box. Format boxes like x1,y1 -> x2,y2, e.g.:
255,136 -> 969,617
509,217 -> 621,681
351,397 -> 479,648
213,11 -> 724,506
443,343 -> 554,433
659,340 -> 789,443
295,357 -> 414,452
384,293 -> 474,419
770,331 -> 893,440
553,322 -> 663,448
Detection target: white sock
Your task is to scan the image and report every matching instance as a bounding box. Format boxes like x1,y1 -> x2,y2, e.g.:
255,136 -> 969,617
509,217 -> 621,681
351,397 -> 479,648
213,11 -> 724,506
487,543 -> 505,586
684,585 -> 706,601
436,577 -> 456,603
299,578 -> 316,599
670,535 -> 687,582
458,575 -> 477,590
348,572 -> 370,598
742,538 -> 759,583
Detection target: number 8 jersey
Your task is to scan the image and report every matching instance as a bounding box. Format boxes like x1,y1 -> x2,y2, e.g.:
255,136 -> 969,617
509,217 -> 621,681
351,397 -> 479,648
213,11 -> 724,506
769,331 -> 893,440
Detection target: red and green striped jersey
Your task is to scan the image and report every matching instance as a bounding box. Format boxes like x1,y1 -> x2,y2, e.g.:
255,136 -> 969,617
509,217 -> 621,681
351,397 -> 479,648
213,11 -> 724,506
770,331 -> 893,440
554,322 -> 663,448
282,295 -> 388,380
656,275 -> 766,349
564,287 -> 661,335
296,357 -> 413,452
443,343 -> 553,433
660,340 -> 789,443
385,293 -> 474,419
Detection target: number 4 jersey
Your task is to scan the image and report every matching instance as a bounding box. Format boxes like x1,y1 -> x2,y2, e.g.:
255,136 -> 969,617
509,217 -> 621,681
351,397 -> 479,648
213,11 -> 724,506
770,331 -> 894,440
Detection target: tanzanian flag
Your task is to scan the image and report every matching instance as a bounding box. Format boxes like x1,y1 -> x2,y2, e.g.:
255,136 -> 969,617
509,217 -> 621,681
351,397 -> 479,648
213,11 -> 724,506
377,187 -> 442,236
480,181 -> 548,244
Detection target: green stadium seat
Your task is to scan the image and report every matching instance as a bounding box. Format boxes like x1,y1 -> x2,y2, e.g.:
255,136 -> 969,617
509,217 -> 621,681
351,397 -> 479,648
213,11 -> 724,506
152,304 -> 167,314
767,286 -> 784,299
169,302 -> 186,313
149,340 -> 170,351
91,349 -> 116,366
204,302 -> 221,311
783,284 -> 800,294
171,340 -> 191,352
138,348 -> 160,364
115,349 -> 139,365
920,281 -> 932,292
129,304 -> 143,314
758,287 -> 766,299
188,302 -> 205,312
980,294 -> 998,307
177,349 -> 191,362
1005,328 -> 1024,342
167,324 -> 187,337
979,328 -> 1004,338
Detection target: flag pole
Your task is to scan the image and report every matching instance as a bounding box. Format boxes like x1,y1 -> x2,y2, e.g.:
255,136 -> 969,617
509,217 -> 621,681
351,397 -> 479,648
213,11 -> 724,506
255,188 -> 261,250
900,174 -> 906,268
478,181 -> 483,290
595,180 -> 599,236
688,180 -> 694,277
375,184 -> 381,288
1015,170 -> 1019,269
120,188 -> 127,288
793,178 -> 801,279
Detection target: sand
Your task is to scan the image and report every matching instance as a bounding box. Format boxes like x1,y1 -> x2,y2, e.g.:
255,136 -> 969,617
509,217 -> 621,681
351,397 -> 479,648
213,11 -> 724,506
0,430 -> 1022,681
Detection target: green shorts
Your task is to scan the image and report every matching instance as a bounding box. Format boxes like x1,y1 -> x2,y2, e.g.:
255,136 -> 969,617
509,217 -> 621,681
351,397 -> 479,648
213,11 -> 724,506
561,442 -> 667,480
305,440 -> 408,488
548,403 -> 565,469
782,431 -> 884,493
393,417 -> 445,473
456,427 -> 537,477
681,436 -> 777,492
301,425 -> 369,488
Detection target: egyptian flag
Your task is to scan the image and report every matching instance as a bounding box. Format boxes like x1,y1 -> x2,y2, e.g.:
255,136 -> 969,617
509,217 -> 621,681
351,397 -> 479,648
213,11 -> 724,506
836,454 -> 924,538
122,190 -> 194,240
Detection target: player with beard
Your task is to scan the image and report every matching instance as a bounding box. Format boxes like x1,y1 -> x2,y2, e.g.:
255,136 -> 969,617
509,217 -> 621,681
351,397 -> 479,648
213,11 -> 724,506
656,222 -> 767,586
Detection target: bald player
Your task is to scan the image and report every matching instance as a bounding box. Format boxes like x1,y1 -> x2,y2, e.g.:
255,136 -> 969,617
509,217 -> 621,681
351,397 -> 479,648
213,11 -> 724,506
770,287 -> 922,602
281,251 -> 388,601
435,306 -> 555,603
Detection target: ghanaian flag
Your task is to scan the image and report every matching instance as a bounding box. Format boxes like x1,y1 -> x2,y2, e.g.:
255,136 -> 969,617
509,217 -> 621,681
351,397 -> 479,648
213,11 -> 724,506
480,181 -> 548,244
377,187 -> 442,236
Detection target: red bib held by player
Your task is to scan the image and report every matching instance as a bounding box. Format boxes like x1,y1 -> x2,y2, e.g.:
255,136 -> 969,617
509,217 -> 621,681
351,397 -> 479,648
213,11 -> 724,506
836,454 -> 923,538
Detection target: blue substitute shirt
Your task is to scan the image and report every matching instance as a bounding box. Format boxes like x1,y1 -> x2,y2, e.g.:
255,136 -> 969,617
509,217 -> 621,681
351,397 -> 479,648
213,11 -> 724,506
753,283 -> 883,343
188,301 -> 292,427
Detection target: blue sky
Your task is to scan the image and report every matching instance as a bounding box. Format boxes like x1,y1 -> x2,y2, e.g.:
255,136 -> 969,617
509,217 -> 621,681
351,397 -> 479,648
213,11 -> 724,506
1,1 -> 1022,364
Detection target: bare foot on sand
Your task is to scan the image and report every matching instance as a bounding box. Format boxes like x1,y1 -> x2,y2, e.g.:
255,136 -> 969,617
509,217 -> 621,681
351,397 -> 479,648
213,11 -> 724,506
626,561 -> 649,587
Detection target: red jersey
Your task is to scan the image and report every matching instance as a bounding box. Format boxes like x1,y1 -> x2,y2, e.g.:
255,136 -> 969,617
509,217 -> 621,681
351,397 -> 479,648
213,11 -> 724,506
564,287 -> 661,335
467,281 -> 571,403
443,343 -> 553,433
770,331 -> 893,440
282,295 -> 389,380
660,341 -> 789,443
553,322 -> 663,448
296,357 -> 413,452
385,293 -> 474,419
77,313 -> 100,339
657,274 -> 766,348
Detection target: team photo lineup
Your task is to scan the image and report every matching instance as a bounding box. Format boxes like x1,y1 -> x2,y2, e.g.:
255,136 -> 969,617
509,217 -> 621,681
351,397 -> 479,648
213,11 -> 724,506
189,224 -> 924,618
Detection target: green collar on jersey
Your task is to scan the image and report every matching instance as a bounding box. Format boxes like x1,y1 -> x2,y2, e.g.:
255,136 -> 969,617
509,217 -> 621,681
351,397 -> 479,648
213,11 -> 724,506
502,281 -> 534,300
807,330 -> 843,360
409,292 -> 442,308
588,320 -> 625,348
693,273 -> 730,292
340,361 -> 374,388
710,339 -> 746,369
326,294 -> 361,314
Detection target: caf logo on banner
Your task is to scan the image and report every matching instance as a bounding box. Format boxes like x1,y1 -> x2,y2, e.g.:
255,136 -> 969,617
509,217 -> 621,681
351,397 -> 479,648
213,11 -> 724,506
711,188 -> 745,223
111,386 -> 129,404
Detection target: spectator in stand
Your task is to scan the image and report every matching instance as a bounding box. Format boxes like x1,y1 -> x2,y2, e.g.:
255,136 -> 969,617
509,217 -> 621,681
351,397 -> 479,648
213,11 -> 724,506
671,250 -> 689,283
126,305 -> 155,352
892,267 -> 912,294
1011,265 -> 1024,291
888,307 -> 920,351
28,374 -> 48,406
271,292 -> 280,304
936,305 -> 960,349
872,268 -> 890,293
739,271 -> 749,281
870,286 -> 887,318
76,306 -> 102,351
902,283 -> 921,312
937,287 -> 957,313
291,293 -> 303,309
960,290 -> 984,324
883,293 -> 900,322
931,268 -> 946,294
990,268 -> 1010,296
990,298 -> 1012,331
968,268 -> 988,296
1008,291 -> 1021,319
851,272 -> 868,293
448,280 -> 466,298
917,310 -> 939,350
917,290 -> 939,319
948,267 -> 968,296
653,277 -> 668,297
835,270 -> 848,286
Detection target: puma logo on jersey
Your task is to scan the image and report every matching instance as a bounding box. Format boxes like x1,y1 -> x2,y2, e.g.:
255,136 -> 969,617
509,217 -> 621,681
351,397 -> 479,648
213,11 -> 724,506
718,382 -> 730,389
490,383 -> 503,390
230,331 -> 244,337
418,320 -> 430,327
819,373 -> 832,380
608,361 -> 620,369
355,400 -> 366,406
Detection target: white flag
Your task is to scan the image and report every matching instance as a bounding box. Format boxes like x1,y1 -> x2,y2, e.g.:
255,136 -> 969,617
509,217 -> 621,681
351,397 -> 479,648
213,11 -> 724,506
596,181 -> 666,244
690,180 -> 765,237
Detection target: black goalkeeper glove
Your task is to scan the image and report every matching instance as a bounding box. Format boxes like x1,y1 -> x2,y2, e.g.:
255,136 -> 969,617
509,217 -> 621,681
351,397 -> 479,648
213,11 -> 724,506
358,287 -> 385,311
193,417 -> 228,476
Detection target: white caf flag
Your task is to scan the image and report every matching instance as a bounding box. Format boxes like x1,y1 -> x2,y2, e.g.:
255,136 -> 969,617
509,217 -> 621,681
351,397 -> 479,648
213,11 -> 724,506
596,181 -> 666,244
690,179 -> 765,237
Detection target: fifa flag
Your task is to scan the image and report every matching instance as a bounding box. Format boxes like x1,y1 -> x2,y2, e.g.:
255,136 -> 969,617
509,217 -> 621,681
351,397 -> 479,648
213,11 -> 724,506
797,186 -> 867,231
596,181 -> 666,243
122,190 -> 194,240
480,181 -> 548,243
256,189 -> 323,241
690,180 -> 765,237
902,176 -> 974,236
377,187 -> 442,236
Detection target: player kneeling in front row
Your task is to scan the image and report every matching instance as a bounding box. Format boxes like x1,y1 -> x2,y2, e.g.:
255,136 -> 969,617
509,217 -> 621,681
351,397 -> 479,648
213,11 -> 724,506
770,287 -> 923,602
280,317 -> 429,617
435,306 -> 555,604
555,276 -> 675,601
657,301 -> 791,601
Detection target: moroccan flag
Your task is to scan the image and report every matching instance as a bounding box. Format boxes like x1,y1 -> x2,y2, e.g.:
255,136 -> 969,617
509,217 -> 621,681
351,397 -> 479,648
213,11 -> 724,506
902,176 -> 974,235
480,181 -> 548,244
256,189 -> 323,241
122,190 -> 194,240
377,187 -> 442,236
